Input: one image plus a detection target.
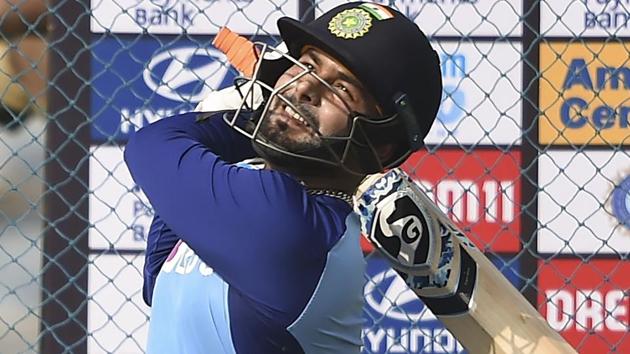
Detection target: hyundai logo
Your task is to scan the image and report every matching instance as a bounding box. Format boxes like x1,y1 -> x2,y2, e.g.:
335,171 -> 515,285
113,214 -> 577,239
364,268 -> 437,322
143,46 -> 233,103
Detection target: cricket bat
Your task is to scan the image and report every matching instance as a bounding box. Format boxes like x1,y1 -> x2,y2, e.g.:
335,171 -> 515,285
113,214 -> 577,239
211,28 -> 577,354
354,169 -> 577,354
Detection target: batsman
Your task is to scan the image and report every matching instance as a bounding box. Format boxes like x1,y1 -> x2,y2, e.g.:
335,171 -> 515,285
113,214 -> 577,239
125,2 -> 575,354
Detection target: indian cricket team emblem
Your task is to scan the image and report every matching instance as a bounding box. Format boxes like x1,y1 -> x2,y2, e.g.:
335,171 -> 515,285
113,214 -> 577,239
611,174 -> 630,233
328,8 -> 372,39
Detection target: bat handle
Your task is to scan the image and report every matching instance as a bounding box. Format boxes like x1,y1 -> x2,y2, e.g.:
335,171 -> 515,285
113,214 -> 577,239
213,27 -> 259,77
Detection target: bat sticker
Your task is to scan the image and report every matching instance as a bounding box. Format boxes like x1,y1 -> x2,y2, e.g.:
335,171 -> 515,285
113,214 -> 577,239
372,194 -> 431,268
357,169 -> 479,316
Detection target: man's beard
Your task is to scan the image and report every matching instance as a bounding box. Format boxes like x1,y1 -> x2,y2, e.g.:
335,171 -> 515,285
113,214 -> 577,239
259,97 -> 322,151
251,98 -> 345,177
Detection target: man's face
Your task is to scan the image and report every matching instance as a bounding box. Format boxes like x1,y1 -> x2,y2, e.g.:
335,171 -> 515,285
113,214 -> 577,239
258,47 -> 380,153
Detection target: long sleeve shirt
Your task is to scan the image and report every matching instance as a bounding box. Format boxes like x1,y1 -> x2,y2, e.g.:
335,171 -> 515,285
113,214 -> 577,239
124,111 -> 366,354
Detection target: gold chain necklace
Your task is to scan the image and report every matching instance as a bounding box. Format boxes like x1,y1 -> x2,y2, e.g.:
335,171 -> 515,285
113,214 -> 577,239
244,158 -> 354,205
307,189 -> 353,205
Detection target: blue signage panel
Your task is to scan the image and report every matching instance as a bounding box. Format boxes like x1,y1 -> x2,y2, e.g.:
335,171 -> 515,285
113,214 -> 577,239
486,253 -> 524,290
362,254 -> 466,354
362,253 -> 523,353
90,35 -> 240,143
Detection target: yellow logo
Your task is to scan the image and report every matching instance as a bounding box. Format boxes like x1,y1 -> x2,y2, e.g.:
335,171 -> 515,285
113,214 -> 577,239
540,43 -> 630,145
329,8 -> 372,39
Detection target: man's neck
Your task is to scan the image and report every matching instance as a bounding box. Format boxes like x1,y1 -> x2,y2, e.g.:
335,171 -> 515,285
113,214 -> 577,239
263,160 -> 363,195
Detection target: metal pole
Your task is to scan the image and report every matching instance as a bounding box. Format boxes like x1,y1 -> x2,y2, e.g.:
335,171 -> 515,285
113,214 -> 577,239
520,0 -> 542,307
299,0 -> 315,23
40,0 -> 90,352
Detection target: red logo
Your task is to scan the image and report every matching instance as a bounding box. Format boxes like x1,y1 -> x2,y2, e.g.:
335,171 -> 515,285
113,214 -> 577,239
402,149 -> 521,253
539,259 -> 630,353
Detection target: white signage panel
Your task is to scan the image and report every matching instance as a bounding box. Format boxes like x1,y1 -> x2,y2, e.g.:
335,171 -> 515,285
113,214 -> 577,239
90,0 -> 298,35
541,0 -> 630,37
89,146 -> 153,251
88,254 -> 150,354
538,150 -> 630,254
425,41 -> 523,146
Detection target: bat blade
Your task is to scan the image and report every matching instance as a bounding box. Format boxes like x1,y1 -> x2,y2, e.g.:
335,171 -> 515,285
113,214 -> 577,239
355,169 -> 577,354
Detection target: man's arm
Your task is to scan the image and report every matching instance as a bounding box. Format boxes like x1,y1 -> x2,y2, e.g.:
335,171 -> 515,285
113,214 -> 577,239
134,112 -> 256,306
142,215 -> 179,306
124,113 -> 341,312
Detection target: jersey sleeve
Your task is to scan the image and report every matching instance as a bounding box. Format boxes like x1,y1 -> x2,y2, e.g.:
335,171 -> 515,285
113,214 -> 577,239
124,112 -> 348,314
142,215 -> 179,306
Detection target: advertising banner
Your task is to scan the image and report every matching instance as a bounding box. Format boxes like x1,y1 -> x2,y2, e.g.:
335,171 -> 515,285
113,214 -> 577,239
538,150 -> 630,254
90,146 -> 152,251
540,42 -> 630,145
403,149 -> 522,253
363,253 -> 523,353
90,0 -> 297,35
541,1 -> 630,37
539,259 -> 630,354
425,42 -> 523,146
91,36 -> 239,143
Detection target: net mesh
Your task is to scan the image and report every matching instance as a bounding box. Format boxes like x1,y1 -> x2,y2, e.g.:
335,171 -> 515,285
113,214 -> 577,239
0,0 -> 628,353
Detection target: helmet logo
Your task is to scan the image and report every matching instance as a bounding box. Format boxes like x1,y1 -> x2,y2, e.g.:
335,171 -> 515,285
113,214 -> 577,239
328,8 -> 372,39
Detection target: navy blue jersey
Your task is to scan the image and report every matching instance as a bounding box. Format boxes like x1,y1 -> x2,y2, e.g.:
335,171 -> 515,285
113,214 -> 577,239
124,112 -> 366,353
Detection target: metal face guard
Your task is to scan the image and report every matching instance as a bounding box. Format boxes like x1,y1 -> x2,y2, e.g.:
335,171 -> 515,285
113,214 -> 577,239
223,42 -> 400,175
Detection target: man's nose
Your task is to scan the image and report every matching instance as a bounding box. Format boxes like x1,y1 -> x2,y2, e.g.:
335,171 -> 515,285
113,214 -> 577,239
293,75 -> 323,106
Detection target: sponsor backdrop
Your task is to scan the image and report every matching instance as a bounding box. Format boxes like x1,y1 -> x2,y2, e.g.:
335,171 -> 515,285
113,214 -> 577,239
86,1 -> 531,351
6,0 -> 623,353
539,42 -> 630,146
536,2 -> 630,353
538,150 -> 630,254
86,1 -> 628,353
540,1 -> 630,37
404,149 -> 522,253
90,36 -> 239,142
538,259 -> 630,354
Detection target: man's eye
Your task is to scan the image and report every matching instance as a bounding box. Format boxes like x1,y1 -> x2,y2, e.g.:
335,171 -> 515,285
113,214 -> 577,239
301,62 -> 315,70
335,83 -> 351,97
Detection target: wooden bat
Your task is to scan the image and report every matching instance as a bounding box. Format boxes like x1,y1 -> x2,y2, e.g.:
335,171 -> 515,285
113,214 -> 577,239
354,169 -> 577,354
212,27 -> 577,354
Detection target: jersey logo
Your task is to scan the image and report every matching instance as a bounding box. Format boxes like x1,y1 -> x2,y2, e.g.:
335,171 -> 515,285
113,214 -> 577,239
162,241 -> 215,277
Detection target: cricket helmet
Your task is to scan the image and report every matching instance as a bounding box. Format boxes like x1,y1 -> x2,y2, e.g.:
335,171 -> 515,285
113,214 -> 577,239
226,2 -> 442,174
